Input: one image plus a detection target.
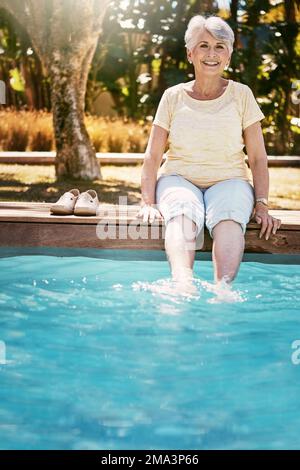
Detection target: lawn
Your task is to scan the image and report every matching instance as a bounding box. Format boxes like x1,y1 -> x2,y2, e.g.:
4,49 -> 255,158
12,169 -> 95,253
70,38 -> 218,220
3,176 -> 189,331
0,164 -> 299,209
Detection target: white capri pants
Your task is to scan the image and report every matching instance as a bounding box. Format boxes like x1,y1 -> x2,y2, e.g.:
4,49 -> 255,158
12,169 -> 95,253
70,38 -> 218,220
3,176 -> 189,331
155,174 -> 255,249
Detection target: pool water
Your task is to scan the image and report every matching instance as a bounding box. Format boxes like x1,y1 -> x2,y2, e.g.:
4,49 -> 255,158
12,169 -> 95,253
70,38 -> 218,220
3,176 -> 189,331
0,250 -> 299,450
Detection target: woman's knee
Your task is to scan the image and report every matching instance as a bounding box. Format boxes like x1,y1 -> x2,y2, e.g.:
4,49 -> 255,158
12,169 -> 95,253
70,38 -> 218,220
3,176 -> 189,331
212,219 -> 244,240
164,215 -> 198,253
165,215 -> 197,241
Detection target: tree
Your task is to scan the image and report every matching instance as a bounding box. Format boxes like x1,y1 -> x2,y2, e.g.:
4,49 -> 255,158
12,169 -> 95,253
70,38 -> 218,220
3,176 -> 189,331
97,0 -> 219,119
0,7 -> 51,110
0,0 -> 111,180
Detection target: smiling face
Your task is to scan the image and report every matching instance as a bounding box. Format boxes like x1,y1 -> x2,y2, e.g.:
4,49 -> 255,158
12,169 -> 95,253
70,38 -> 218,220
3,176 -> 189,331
187,29 -> 231,76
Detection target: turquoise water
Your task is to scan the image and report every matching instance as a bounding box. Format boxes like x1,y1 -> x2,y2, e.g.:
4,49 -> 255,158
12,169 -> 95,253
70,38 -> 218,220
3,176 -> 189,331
0,250 -> 299,450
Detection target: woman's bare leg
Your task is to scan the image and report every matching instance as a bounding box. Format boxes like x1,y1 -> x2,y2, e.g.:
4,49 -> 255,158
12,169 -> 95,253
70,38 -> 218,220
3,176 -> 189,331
164,214 -> 197,280
212,220 -> 245,283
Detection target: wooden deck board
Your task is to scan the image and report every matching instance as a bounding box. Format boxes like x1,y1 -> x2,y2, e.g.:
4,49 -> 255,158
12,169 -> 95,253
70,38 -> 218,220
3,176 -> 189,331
0,202 -> 299,253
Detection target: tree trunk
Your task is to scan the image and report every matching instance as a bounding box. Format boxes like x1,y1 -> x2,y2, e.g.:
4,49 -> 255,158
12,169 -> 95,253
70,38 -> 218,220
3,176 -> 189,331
0,0 -> 110,181
50,63 -> 101,180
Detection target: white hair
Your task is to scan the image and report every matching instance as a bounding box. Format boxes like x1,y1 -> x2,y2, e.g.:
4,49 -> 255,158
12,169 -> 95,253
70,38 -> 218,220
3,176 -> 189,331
184,15 -> 235,55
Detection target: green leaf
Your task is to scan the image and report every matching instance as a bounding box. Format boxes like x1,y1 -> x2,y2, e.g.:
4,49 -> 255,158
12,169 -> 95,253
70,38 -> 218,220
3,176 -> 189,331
9,68 -> 25,92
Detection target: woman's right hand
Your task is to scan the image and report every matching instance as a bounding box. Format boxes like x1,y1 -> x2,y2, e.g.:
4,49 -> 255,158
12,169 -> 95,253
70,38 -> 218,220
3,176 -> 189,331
136,203 -> 164,223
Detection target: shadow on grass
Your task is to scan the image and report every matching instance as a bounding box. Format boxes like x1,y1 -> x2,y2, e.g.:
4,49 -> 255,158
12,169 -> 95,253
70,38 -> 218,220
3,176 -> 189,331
0,178 -> 294,209
0,178 -> 141,205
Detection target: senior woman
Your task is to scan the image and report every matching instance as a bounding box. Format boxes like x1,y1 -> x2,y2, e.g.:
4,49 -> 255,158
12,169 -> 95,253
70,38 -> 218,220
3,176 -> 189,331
138,14 -> 281,285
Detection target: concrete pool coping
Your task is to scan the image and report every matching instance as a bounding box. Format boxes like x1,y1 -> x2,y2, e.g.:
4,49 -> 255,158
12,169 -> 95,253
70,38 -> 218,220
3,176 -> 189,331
0,202 -> 299,254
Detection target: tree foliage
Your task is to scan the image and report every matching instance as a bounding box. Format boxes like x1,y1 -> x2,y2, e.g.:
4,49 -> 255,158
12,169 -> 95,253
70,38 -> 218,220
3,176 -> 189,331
0,0 -> 299,155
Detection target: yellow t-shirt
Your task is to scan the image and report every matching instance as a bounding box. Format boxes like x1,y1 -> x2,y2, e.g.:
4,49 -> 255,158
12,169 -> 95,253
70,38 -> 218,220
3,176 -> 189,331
153,79 -> 265,188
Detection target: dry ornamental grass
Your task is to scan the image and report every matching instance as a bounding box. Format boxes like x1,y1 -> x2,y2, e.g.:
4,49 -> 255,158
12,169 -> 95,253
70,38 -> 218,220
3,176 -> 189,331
0,109 -> 151,154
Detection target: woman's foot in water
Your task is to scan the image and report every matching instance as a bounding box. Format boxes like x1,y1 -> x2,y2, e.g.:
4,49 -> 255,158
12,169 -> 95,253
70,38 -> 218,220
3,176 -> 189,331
171,267 -> 198,296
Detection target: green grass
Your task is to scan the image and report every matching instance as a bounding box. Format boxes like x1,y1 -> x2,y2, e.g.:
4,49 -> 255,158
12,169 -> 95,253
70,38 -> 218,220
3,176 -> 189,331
0,164 -> 299,209
0,164 -> 141,205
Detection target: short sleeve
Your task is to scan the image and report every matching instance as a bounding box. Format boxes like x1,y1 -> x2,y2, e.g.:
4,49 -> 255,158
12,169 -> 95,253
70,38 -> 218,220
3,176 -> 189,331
242,86 -> 265,131
152,89 -> 171,132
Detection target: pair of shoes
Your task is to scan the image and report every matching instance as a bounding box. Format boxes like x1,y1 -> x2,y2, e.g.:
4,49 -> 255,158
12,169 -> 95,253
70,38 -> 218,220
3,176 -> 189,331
50,189 -> 99,216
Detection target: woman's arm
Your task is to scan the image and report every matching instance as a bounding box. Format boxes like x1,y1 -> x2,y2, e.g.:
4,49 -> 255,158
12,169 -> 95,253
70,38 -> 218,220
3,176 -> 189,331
243,121 -> 269,199
243,121 -> 281,240
141,124 -> 169,204
138,124 -> 169,222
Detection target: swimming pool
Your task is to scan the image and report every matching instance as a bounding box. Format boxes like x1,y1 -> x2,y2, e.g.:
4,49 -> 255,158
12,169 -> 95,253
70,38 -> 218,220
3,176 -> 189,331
0,248 -> 299,450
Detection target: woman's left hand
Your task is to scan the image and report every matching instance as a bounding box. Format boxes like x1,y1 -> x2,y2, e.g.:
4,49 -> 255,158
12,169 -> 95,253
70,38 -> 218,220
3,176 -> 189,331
254,203 -> 281,240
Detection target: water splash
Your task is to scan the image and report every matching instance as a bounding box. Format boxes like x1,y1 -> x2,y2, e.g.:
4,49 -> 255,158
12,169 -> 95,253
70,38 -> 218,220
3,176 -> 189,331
112,284 -> 123,291
132,277 -> 200,304
199,278 -> 247,304
132,275 -> 247,304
